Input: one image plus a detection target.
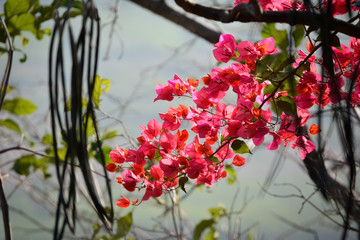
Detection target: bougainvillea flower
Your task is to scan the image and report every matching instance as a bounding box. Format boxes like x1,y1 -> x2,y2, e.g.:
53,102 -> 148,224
106,163 -> 117,173
159,107 -> 182,131
186,158 -> 207,179
140,119 -> 162,140
293,50 -> 317,72
109,146 -> 128,164
267,133 -> 282,150
309,124 -> 321,135
154,84 -> 174,102
215,143 -> 234,161
232,155 -> 246,166
159,130 -> 177,153
350,37 -> 360,57
142,180 -> 163,201
213,34 -> 237,63
116,196 -> 130,208
122,169 -> 141,192
149,165 -> 164,181
194,172 -> 215,187
233,0 -> 249,6
154,75 -> 193,102
237,37 -> 278,69
291,136 -> 316,160
107,31 -> 360,209
159,153 -> 180,178
176,129 -> 189,150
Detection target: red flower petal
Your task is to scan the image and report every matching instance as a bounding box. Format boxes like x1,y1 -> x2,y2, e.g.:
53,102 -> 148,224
232,155 -> 246,167
116,196 -> 130,208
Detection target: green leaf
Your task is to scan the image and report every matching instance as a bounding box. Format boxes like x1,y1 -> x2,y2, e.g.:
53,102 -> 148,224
116,212 -> 132,238
262,23 -> 288,52
209,156 -> 219,163
208,205 -> 226,221
20,35 -> 29,47
13,154 -> 36,176
5,0 -> 30,18
92,75 -> 111,109
84,114 -> 95,137
41,133 -> 53,145
292,25 -> 305,48
279,74 -> 297,97
3,98 -> 37,115
101,129 -> 118,141
0,118 -> 21,134
225,165 -> 237,185
257,52 -> 289,79
13,155 -> 51,178
193,219 -> 215,240
91,223 -> 102,240
179,176 -> 188,193
231,139 -> 252,154
9,13 -> 36,32
263,84 -> 276,95
94,145 -> 112,164
275,96 -> 297,116
204,226 -> 219,240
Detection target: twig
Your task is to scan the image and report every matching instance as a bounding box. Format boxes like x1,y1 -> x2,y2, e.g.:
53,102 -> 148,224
0,170 -> 12,240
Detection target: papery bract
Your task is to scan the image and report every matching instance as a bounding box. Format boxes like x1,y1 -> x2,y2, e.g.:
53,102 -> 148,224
232,155 -> 246,166
142,180 -> 163,201
213,34 -> 237,63
109,146 -> 128,164
116,196 -> 130,208
141,119 -> 161,140
291,136 -> 316,160
159,153 -> 180,178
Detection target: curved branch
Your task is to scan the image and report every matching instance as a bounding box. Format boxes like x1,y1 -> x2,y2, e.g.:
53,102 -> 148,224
174,0 -> 360,39
129,0 -> 222,44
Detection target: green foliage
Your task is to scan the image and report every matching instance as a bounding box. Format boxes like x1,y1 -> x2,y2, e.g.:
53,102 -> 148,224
65,75 -> 111,111
4,0 -> 31,18
225,165 -> 237,185
193,205 -> 226,240
231,139 -> 252,154
2,97 -> 37,115
262,23 -> 305,52
116,212 -> 133,238
0,0 -> 85,61
274,95 -> 297,116
292,25 -> 305,48
92,75 -> 110,109
262,23 -> 288,52
13,154 -> 51,178
0,118 -> 21,134
194,219 -> 216,240
101,129 -> 118,141
8,13 -> 36,33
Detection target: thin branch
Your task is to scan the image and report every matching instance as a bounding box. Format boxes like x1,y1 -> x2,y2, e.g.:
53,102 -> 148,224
0,16 -> 14,110
0,170 -> 12,240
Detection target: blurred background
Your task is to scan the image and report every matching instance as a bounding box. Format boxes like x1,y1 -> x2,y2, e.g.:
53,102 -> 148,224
0,0 -> 355,239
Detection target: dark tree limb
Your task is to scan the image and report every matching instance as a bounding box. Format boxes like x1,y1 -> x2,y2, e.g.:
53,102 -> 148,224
303,147 -> 360,224
174,0 -> 360,39
129,0 -> 222,44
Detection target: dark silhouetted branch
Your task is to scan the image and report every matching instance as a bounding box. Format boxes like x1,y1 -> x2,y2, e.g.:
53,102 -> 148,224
174,0 -> 360,39
129,0 -> 222,44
